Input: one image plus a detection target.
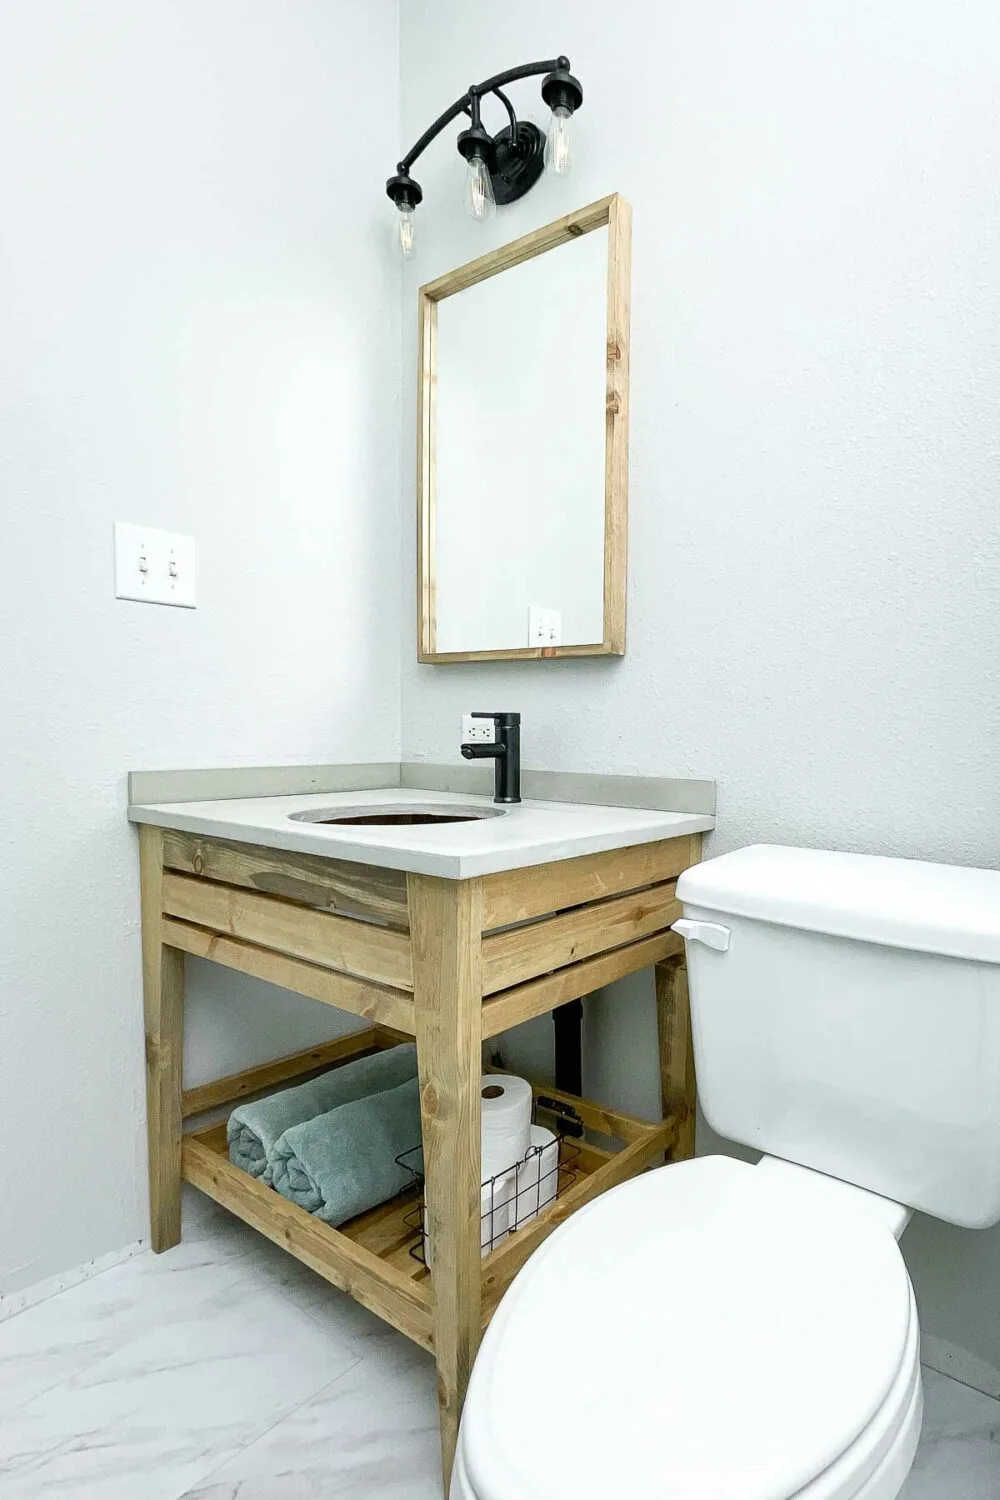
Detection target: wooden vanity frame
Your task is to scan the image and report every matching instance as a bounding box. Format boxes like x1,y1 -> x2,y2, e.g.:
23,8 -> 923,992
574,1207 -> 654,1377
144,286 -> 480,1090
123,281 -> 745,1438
139,824 -> 698,1489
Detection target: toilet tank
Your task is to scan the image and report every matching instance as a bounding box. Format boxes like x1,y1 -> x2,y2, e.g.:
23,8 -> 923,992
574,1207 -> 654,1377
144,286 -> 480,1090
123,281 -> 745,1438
676,845 -> 1000,1228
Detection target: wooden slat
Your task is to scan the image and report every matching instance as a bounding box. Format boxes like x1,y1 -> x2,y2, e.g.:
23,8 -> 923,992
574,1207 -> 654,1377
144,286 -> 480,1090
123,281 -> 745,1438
140,825 -> 185,1253
162,872 -> 413,990
530,1081 -> 659,1146
344,1189 -> 423,1264
382,1239 -> 431,1280
573,1140 -> 615,1169
416,287 -> 438,659
162,919 -> 416,1033
603,192 -> 631,655
482,836 -> 695,930
409,873 -> 484,1489
181,1136 -> 434,1351
180,1029 -> 384,1119
481,882 -> 681,995
656,956 -> 697,1163
162,831 -> 409,929
371,1023 -> 416,1049
187,1120 -> 228,1152
481,930 -> 682,1039
417,641 -> 621,665
184,1118 -> 427,1279
480,1119 -> 676,1323
420,195 -> 615,301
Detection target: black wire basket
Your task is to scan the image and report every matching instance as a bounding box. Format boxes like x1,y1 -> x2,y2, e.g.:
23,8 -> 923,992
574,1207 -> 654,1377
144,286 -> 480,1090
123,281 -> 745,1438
397,1104 -> 580,1267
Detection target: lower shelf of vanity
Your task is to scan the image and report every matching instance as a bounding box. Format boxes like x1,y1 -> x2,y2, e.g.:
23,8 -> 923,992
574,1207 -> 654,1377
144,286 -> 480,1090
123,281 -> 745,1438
180,1024 -> 677,1353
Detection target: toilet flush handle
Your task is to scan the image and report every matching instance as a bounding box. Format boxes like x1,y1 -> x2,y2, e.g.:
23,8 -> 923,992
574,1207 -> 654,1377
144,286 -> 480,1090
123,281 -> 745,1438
672,919 -> 731,952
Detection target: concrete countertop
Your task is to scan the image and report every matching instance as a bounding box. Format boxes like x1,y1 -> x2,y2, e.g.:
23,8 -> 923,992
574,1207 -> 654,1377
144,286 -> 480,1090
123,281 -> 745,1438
128,785 -> 714,880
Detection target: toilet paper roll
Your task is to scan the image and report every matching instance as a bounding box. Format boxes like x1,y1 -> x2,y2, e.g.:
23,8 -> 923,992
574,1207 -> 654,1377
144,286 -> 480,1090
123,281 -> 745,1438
512,1125 -> 559,1230
480,1074 -> 533,1181
421,1076 -> 531,1272
479,1169 -> 516,1253
423,1171 -> 516,1269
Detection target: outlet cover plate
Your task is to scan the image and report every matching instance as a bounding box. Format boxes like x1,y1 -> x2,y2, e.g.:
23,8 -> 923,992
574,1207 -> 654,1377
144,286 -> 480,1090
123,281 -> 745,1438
461,713 -> 496,744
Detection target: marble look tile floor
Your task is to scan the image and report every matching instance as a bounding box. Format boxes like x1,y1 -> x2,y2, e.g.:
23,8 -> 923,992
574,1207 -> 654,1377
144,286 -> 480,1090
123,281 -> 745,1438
0,1188 -> 996,1498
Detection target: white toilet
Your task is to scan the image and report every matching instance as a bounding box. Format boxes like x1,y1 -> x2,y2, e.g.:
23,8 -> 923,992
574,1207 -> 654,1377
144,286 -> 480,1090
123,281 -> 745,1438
452,844 -> 1000,1500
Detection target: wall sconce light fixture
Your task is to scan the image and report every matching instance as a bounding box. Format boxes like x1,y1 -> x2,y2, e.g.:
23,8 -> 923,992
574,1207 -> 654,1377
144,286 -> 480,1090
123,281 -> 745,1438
386,56 -> 583,258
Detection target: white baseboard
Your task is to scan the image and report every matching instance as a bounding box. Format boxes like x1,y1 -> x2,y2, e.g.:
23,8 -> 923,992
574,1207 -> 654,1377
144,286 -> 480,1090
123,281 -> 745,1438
921,1333 -> 1000,1400
0,1239 -> 147,1323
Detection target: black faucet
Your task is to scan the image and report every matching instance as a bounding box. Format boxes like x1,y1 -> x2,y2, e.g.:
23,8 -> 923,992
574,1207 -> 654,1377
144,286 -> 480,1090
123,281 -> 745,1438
460,712 -> 521,804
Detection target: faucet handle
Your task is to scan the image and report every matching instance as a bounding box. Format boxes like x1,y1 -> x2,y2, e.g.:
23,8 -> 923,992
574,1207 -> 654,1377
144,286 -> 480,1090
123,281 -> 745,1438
472,711 -> 520,726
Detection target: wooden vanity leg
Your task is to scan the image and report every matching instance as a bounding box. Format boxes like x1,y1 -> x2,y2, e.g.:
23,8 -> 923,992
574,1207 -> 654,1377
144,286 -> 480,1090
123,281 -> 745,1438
655,956 -> 696,1163
139,825 -> 185,1252
409,873 -> 484,1492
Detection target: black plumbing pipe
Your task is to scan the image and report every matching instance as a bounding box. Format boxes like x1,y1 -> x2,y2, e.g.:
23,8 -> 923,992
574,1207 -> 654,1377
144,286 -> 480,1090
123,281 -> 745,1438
552,999 -> 584,1135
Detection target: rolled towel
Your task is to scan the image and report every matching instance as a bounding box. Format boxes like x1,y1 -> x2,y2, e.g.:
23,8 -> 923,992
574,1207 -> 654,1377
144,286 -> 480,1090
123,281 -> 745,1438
227,1043 -> 417,1183
270,1076 -> 422,1226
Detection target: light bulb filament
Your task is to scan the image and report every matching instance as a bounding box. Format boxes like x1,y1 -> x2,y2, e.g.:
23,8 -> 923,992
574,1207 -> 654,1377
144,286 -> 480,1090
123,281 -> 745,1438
545,105 -> 572,176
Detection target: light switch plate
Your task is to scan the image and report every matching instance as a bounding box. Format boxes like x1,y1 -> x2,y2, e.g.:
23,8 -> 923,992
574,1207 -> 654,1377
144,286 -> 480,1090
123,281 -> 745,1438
528,605 -> 562,647
114,523 -> 196,608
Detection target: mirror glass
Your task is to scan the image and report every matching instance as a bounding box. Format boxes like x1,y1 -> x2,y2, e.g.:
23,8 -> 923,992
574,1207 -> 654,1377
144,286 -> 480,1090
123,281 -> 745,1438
435,229 -> 607,655
417,197 -> 630,662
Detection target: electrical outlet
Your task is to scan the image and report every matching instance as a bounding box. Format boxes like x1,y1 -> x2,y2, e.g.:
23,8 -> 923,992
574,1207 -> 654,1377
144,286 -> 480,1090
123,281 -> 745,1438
528,605 -> 562,647
114,522 -> 196,608
461,713 -> 496,744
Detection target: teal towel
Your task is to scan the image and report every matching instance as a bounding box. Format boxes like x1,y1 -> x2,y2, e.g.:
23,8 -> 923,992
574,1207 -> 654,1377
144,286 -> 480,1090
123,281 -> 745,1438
227,1044 -> 417,1183
270,1076 -> 422,1226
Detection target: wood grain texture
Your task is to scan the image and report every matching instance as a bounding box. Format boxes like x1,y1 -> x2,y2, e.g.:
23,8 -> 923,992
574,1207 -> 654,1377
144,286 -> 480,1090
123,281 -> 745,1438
416,194 -> 631,665
420,195 -> 616,300
481,882 -> 680,995
482,1067 -> 659,1146
161,872 -> 413,989
180,1029 -> 382,1119
603,192 -> 631,655
161,831 -> 409,928
481,929 -> 682,1039
482,836 -> 695,929
162,919 -> 416,1033
480,1119 -> 675,1323
408,873 -> 484,1489
181,1137 -> 433,1349
186,1117 -> 427,1281
139,825 -> 186,1253
416,288 -> 438,659
529,1081 -> 656,1145
656,955 -> 697,1163
417,641 -> 621,664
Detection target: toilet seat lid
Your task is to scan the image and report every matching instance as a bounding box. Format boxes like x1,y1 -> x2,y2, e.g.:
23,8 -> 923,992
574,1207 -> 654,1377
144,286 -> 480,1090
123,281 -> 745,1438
461,1156 -> 913,1500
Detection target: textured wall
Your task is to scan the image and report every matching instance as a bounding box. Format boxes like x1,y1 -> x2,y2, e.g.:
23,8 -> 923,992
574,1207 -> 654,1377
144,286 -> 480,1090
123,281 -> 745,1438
0,0 -> 401,1295
399,0 -> 1000,1379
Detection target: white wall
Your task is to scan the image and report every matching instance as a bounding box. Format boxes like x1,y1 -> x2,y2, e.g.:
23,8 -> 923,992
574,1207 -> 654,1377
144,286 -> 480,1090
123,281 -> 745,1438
399,2 -> 1000,1379
0,0 -> 401,1296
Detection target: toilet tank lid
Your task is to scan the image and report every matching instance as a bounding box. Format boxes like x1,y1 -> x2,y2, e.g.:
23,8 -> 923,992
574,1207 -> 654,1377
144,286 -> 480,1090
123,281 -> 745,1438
677,845 -> 1000,964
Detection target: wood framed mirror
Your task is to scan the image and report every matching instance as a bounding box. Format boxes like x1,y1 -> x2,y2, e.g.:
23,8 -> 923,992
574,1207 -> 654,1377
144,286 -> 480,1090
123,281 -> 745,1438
416,194 -> 631,663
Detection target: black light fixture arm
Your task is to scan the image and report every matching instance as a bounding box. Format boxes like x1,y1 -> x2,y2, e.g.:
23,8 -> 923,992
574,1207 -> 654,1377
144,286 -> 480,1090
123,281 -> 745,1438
396,57 -> 570,176
491,88 -> 519,140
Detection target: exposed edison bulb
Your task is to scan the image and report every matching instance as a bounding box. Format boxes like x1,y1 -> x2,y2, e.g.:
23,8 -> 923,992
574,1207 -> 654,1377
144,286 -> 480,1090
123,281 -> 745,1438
545,105 -> 573,175
398,207 -> 415,258
463,154 -> 496,222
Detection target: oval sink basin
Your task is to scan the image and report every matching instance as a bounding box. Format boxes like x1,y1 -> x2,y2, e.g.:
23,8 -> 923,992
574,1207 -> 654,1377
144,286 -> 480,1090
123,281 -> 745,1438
290,803 -> 506,828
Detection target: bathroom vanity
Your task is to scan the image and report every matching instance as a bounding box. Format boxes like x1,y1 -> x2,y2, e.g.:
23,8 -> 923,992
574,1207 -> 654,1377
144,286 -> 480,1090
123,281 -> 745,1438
129,763 -> 713,1488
